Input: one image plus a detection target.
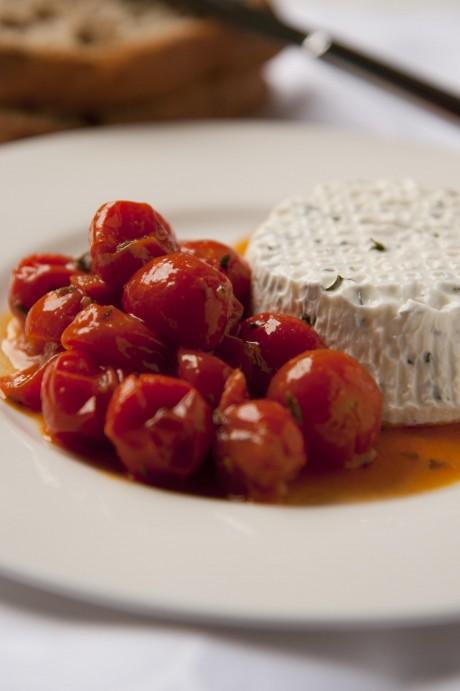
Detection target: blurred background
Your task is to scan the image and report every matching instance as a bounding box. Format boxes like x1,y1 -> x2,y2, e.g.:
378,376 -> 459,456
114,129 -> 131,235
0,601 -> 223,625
0,0 -> 458,145
268,0 -> 459,145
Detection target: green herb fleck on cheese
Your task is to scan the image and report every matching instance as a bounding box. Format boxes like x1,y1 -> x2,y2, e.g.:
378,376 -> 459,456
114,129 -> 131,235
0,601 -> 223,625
324,275 -> 344,292
370,238 -> 386,252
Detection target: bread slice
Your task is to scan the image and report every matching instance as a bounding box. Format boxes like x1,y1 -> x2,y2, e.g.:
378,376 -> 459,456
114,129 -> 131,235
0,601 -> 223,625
0,0 -> 278,114
0,105 -> 75,143
0,66 -> 269,143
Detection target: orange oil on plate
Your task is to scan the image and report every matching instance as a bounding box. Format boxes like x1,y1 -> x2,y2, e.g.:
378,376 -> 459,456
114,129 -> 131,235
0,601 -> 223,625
236,235 -> 460,504
3,288 -> 460,505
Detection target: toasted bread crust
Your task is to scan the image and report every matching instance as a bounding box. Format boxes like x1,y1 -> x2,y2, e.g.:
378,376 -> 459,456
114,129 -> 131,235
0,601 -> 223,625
0,2 -> 279,113
103,68 -> 268,122
0,68 -> 268,143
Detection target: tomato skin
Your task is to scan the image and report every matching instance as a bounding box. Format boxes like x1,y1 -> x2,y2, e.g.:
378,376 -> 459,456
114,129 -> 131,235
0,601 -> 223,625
61,303 -> 169,374
123,253 -> 239,351
8,254 -> 77,319
105,374 -> 213,483
268,349 -> 383,469
177,349 -> 232,407
90,201 -> 178,289
214,335 -> 271,397
70,272 -> 119,305
227,295 -> 244,334
24,286 -> 86,351
214,399 -> 307,502
41,350 -> 120,448
218,369 -> 249,412
181,239 -> 251,308
0,354 -> 59,411
238,312 -> 326,372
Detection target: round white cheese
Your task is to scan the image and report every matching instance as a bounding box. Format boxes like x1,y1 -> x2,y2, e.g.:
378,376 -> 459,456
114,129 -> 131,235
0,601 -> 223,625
246,179 -> 460,426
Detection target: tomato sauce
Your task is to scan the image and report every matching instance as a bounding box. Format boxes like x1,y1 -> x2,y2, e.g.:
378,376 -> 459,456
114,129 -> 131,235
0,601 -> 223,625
287,424 -> 460,505
2,312 -> 460,506
237,234 -> 460,505
3,229 -> 460,506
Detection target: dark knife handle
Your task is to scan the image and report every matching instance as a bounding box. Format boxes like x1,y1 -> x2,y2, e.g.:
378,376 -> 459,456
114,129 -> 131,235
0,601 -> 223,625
303,30 -> 460,121
172,0 -> 460,122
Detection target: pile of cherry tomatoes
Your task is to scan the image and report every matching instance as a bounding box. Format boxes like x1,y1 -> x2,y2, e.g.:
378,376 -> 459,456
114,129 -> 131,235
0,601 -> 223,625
0,201 -> 383,502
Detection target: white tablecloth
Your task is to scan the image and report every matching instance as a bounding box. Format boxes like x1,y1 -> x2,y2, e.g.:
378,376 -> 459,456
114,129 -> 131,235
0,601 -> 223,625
2,2 -> 460,689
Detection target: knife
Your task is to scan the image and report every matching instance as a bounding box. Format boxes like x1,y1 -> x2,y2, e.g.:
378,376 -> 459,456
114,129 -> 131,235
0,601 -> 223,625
171,0 -> 460,122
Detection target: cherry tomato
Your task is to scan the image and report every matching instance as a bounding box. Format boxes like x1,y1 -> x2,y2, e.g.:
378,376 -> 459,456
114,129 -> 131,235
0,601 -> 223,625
8,253 -> 77,319
268,350 -> 382,469
177,349 -> 232,407
214,335 -> 271,397
41,350 -> 120,448
105,374 -> 213,483
214,399 -> 307,502
90,201 -> 178,289
70,272 -> 119,305
181,239 -> 251,308
61,303 -> 169,374
218,369 -> 249,412
227,294 -> 244,334
123,253 -> 240,351
0,354 -> 59,411
24,286 -> 86,351
239,312 -> 326,373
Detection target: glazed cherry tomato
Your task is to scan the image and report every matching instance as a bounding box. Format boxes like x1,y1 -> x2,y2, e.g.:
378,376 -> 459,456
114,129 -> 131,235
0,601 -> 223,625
90,201 -> 178,289
177,349 -> 232,407
24,286 -> 86,351
268,350 -> 383,469
218,369 -> 249,412
8,253 -> 77,319
239,312 -> 326,373
123,253 -> 240,351
61,304 -> 169,374
0,354 -> 59,411
181,239 -> 251,308
70,272 -> 119,305
41,350 -> 120,448
214,335 -> 271,397
227,294 -> 244,334
105,374 -> 213,483
214,399 -> 307,502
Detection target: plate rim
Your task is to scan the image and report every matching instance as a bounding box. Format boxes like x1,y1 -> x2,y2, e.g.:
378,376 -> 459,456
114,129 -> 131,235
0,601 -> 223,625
1,120 -> 460,629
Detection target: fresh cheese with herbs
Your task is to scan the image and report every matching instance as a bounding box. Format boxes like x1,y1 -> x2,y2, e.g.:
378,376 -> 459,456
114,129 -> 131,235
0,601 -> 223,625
246,179 -> 460,426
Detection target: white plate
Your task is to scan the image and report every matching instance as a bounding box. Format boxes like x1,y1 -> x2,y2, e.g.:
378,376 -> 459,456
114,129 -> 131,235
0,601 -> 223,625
1,122 -> 460,629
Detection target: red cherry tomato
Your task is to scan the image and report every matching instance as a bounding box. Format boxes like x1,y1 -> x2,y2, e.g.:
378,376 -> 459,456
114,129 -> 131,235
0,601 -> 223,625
268,349 -> 382,469
218,369 -> 249,412
41,350 -> 120,448
214,335 -> 271,397
70,272 -> 119,305
24,286 -> 86,351
105,374 -> 213,483
123,253 -> 240,351
177,349 -> 232,407
227,295 -> 244,334
239,312 -> 326,372
8,254 -> 77,319
214,399 -> 307,502
90,201 -> 178,289
181,239 -> 251,308
61,303 -> 169,374
0,354 -> 59,411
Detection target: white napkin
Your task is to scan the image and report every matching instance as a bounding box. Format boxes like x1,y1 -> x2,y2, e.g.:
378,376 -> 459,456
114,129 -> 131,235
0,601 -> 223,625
2,575 -> 460,690
266,0 -> 460,148
2,2 -> 460,689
